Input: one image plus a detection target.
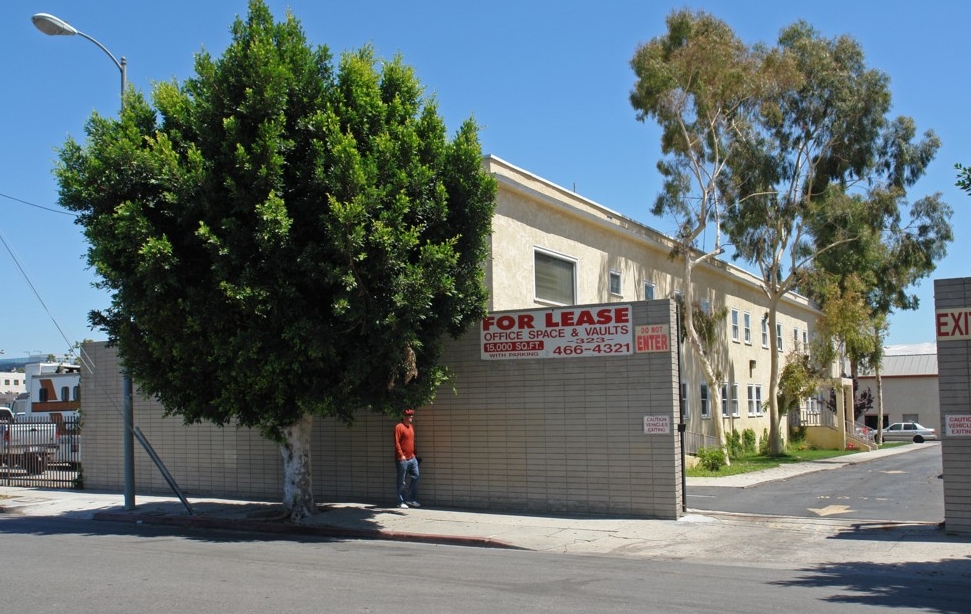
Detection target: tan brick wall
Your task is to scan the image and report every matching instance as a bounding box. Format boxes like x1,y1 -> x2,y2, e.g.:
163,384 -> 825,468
81,300 -> 682,518
934,277 -> 971,535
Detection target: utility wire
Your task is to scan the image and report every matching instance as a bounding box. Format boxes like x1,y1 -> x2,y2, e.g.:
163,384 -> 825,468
0,190 -> 76,217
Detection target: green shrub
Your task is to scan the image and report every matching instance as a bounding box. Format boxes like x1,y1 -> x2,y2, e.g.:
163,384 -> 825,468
696,446 -> 727,471
742,428 -> 757,454
727,429 -> 743,459
758,428 -> 770,455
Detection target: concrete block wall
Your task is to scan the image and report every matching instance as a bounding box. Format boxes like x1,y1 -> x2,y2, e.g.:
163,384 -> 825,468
934,277 -> 971,535
82,300 -> 682,518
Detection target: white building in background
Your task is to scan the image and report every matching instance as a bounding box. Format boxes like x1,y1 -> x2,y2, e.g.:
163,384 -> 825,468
10,362 -> 81,421
1,371 -> 28,408
858,344 -> 939,430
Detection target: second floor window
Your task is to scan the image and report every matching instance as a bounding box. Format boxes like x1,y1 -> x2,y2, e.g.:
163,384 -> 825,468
609,270 -> 622,295
534,250 -> 576,305
731,309 -> 740,342
761,318 -> 769,348
644,282 -> 655,300
743,312 -> 752,344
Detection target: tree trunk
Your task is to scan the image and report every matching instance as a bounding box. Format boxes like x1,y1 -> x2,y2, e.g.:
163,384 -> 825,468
681,257 -> 730,466
279,413 -> 317,522
875,363 -> 885,444
767,303 -> 784,455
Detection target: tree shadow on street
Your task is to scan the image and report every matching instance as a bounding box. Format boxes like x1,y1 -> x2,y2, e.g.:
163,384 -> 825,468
769,522 -> 971,613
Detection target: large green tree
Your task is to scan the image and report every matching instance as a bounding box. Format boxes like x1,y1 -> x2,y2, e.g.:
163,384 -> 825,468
629,9 -> 794,463
55,0 -> 496,520
724,21 -> 946,454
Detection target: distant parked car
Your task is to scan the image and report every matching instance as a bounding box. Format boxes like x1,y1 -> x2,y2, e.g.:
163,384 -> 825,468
881,422 -> 937,443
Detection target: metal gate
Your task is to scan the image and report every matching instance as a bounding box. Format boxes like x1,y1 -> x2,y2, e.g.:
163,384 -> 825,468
0,414 -> 82,489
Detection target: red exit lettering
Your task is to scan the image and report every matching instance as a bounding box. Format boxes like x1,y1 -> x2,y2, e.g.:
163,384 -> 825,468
545,307 -> 630,328
936,309 -> 971,340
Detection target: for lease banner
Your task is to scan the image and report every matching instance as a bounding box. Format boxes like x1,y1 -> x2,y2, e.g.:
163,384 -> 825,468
481,305 -> 633,360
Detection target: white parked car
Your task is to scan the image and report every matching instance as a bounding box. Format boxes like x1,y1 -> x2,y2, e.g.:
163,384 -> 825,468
881,422 -> 937,443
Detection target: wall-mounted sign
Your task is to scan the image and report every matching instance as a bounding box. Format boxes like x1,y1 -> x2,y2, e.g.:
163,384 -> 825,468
945,414 -> 971,437
635,324 -> 670,353
481,305 -> 633,360
936,308 -> 971,341
643,415 -> 670,435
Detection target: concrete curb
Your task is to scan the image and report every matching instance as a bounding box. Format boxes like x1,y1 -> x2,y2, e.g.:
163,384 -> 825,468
91,510 -> 522,550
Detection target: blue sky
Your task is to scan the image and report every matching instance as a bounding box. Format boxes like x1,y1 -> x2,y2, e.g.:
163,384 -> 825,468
1,0 -> 968,360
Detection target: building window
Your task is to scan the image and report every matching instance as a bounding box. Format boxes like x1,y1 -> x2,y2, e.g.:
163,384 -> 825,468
73,386 -> 81,401
609,270 -> 622,295
61,386 -> 70,402
731,383 -> 739,417
776,323 -> 784,352
731,309 -> 740,342
802,330 -> 808,352
902,413 -> 918,423
534,249 -> 576,305
39,388 -> 48,402
748,384 -> 763,416
721,384 -> 729,418
644,282 -> 655,300
743,312 -> 752,345
681,382 -> 689,416
701,299 -> 711,314
700,384 -> 710,418
761,318 -> 769,348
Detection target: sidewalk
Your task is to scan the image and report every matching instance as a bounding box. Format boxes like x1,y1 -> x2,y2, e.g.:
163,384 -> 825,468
1,443 -> 968,568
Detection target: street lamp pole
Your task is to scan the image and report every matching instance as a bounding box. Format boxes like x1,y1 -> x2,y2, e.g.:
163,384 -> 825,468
32,13 -> 127,110
32,12 -> 135,509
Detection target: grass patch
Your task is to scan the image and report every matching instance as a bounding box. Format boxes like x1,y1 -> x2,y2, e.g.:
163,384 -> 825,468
686,448 -> 865,478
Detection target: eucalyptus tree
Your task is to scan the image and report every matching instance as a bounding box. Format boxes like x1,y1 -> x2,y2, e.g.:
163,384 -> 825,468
725,21 -> 946,454
55,0 -> 496,520
630,9 -> 795,462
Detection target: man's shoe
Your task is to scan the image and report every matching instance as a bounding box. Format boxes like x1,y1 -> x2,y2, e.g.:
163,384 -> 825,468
406,501 -> 421,508
399,502 -> 409,509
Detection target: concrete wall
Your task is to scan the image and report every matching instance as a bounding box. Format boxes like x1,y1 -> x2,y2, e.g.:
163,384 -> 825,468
934,277 -> 971,535
81,300 -> 683,518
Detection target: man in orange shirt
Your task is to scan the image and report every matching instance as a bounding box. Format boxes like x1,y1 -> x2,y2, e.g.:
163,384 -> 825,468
394,408 -> 420,508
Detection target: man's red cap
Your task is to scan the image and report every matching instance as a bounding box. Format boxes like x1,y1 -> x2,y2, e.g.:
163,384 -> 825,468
403,408 -> 414,416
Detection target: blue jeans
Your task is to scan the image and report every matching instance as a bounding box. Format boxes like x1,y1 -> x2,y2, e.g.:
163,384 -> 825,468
396,457 -> 420,504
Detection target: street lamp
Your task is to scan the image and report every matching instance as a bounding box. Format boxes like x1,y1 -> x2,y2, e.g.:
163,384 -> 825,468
31,12 -> 127,109
33,11 -> 134,509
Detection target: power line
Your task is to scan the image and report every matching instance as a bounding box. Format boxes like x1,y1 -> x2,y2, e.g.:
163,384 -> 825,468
0,223 -> 79,361
0,190 -> 76,216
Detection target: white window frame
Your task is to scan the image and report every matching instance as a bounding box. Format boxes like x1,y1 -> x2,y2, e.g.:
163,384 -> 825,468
609,270 -> 622,296
534,248 -> 576,305
721,383 -> 729,418
761,318 -> 769,348
731,383 -> 740,417
743,312 -> 752,345
776,323 -> 784,352
700,383 -> 710,418
644,282 -> 655,301
747,384 -> 757,416
731,308 -> 740,342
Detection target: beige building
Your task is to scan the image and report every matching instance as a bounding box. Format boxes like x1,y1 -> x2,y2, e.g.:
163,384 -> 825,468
858,345 -> 939,430
485,156 -> 822,449
80,155 -> 829,517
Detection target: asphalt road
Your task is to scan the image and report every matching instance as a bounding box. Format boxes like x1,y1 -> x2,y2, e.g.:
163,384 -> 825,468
1,514 -> 967,613
687,443 -> 944,522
